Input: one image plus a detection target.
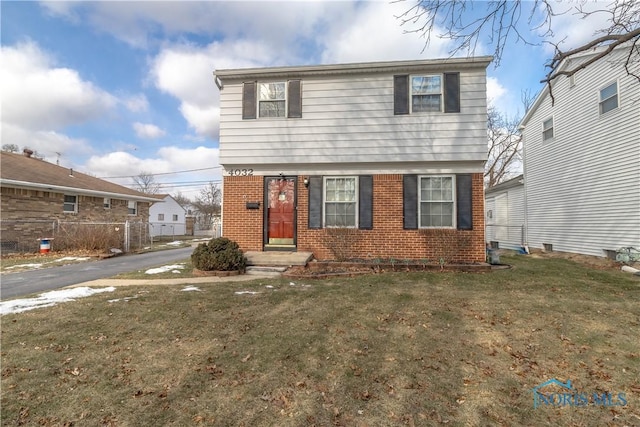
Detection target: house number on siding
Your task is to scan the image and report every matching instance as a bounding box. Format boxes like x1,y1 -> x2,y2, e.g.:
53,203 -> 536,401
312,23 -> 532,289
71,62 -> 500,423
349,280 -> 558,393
226,169 -> 254,176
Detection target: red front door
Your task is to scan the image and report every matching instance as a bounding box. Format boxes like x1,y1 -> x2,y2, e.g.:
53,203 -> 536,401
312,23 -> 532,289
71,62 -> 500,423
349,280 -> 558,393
266,177 -> 295,246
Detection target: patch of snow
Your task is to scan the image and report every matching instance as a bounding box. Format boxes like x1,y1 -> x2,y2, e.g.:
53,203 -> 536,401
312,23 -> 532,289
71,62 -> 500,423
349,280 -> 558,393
1,287 -> 116,315
171,270 -> 181,274
265,285 -> 274,289
145,264 -> 185,275
5,263 -> 43,270
289,282 -> 296,286
234,291 -> 261,295
182,286 -> 202,292
108,295 -> 139,303
166,241 -> 183,246
54,257 -> 90,262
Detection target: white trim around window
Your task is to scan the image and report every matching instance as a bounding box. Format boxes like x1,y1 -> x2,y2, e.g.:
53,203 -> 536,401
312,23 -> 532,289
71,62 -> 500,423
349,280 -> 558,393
599,81 -> 619,115
103,197 -> 111,209
323,176 -> 358,228
63,194 -> 78,213
542,117 -> 554,141
127,200 -> 137,216
410,74 -> 443,113
418,175 -> 456,228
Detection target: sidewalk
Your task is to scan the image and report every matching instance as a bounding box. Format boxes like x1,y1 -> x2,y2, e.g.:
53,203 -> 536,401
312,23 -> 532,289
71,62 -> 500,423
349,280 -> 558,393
69,273 -> 276,289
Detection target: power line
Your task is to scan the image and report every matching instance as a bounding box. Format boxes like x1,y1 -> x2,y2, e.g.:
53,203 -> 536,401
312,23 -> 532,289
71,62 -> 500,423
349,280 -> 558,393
99,165 -> 222,179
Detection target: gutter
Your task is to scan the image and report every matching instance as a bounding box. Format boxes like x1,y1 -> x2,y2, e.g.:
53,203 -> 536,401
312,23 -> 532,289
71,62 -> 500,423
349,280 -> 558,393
0,179 -> 161,203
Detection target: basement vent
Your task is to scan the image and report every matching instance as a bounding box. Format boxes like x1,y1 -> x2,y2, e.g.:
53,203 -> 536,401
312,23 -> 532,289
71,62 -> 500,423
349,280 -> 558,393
543,243 -> 553,252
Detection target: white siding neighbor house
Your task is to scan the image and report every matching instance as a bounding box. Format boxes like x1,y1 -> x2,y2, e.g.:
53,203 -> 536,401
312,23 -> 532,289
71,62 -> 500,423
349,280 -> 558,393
485,174 -> 525,251
149,195 -> 187,237
215,57 -> 492,263
520,44 -> 640,258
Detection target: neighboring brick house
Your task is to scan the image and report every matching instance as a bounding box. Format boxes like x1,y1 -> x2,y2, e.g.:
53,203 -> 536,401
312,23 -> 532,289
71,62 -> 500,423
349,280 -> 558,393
1,150 -> 160,251
215,57 -> 492,263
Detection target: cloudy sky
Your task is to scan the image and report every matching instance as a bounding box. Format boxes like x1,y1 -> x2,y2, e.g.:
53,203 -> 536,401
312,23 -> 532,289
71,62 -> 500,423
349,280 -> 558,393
1,1 -> 610,198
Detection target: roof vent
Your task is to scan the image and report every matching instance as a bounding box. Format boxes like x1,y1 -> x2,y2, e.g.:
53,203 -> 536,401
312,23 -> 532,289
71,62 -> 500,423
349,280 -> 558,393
23,148 -> 34,158
69,168 -> 74,177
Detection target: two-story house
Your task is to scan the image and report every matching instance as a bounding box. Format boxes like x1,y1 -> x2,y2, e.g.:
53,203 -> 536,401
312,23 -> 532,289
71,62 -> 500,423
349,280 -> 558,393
520,43 -> 640,258
215,57 -> 492,263
149,194 -> 188,237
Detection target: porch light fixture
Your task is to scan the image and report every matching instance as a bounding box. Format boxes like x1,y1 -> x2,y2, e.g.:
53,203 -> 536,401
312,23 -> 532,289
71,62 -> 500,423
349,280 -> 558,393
303,177 -> 309,188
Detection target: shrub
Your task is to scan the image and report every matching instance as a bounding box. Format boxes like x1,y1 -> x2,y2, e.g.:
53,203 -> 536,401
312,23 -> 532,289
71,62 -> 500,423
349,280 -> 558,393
191,237 -> 247,272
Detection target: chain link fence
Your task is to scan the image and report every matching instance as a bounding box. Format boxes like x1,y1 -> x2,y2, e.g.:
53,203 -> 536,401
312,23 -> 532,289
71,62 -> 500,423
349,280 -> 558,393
0,219 -> 151,254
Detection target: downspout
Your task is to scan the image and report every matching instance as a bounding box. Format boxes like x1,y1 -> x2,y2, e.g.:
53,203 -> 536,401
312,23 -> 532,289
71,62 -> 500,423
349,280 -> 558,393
519,125 -> 530,254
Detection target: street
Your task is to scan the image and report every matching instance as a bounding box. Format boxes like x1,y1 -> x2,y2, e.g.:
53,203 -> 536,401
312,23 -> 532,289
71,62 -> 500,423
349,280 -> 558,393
0,246 -> 194,300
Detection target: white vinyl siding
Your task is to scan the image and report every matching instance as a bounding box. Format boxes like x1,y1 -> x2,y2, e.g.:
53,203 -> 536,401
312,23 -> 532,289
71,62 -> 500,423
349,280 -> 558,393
63,195 -> 77,213
522,46 -> 640,257
485,181 -> 525,250
323,177 -> 358,228
219,67 -> 488,166
148,196 -> 188,237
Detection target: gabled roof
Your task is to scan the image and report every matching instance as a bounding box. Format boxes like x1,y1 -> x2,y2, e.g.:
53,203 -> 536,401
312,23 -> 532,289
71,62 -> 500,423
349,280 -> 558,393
485,174 -> 524,195
0,151 -> 160,202
215,56 -> 493,82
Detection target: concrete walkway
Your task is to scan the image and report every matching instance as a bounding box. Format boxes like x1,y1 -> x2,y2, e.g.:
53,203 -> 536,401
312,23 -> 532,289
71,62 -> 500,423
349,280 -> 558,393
69,273 -> 276,289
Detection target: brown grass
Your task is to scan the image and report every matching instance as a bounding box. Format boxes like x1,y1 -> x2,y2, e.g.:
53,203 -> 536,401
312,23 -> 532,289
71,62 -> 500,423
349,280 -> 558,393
1,255 -> 639,426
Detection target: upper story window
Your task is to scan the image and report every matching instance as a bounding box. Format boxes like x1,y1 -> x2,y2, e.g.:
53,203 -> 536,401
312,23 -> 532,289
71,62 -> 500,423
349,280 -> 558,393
158,213 -> 164,221
324,177 -> 358,228
63,195 -> 77,213
172,214 -> 178,221
395,72 -> 460,115
542,117 -> 554,141
128,201 -> 137,216
242,80 -> 302,120
599,82 -> 618,115
411,75 -> 442,112
259,83 -> 285,117
419,175 -> 455,228
103,198 -> 111,209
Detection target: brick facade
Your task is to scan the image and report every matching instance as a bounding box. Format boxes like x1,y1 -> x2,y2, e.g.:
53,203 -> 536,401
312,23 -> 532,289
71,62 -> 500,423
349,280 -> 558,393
223,174 -> 485,263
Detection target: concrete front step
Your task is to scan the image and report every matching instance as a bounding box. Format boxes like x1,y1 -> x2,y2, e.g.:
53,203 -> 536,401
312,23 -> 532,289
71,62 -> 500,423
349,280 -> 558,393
246,266 -> 288,277
245,251 -> 313,267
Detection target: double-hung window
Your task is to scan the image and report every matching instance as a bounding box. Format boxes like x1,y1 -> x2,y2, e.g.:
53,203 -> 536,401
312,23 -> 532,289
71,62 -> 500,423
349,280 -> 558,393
411,75 -> 442,112
128,201 -> 137,216
63,195 -> 77,213
419,176 -> 455,228
258,82 -> 286,118
158,213 -> 164,221
172,214 -> 178,221
599,82 -> 618,115
542,117 -> 554,141
324,177 -> 358,228
103,198 -> 111,209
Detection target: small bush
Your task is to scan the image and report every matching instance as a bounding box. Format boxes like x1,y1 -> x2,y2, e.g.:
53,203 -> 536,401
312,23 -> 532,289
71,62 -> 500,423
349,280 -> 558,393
191,237 -> 247,272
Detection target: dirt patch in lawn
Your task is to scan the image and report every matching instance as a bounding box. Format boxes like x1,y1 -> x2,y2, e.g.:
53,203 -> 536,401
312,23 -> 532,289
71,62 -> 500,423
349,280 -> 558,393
528,249 -> 633,271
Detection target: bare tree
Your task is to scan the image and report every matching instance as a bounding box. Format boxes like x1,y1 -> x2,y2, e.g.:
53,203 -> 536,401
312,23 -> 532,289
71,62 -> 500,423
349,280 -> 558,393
172,192 -> 192,208
396,0 -> 640,89
192,182 -> 221,229
132,171 -> 160,194
2,144 -> 19,153
485,105 -> 522,188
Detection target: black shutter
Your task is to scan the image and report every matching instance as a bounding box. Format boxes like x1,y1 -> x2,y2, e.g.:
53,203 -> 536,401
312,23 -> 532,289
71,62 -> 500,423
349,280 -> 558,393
358,175 -> 373,230
308,176 -> 323,229
242,82 -> 256,119
403,175 -> 418,229
394,75 -> 409,115
444,72 -> 460,113
456,174 -> 473,230
288,80 -> 302,118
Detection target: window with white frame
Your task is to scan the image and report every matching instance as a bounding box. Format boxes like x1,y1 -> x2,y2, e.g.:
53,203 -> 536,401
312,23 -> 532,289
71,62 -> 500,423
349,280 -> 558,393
172,214 -> 178,221
63,195 -> 78,213
542,117 -> 554,141
103,198 -> 111,209
599,82 -> 618,114
258,82 -> 286,118
324,177 -> 358,227
127,200 -> 137,216
158,213 -> 164,221
411,75 -> 442,112
419,176 -> 455,228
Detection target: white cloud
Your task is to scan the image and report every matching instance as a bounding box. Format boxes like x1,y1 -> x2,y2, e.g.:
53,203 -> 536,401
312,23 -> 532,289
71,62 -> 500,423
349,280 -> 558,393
1,123 -> 93,161
486,77 -> 507,106
0,42 -> 117,130
133,122 -> 166,139
319,1 -> 451,64
124,94 -> 149,113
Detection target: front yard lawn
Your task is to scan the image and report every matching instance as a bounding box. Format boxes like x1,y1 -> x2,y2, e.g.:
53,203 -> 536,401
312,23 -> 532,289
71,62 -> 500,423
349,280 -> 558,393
1,255 -> 639,426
